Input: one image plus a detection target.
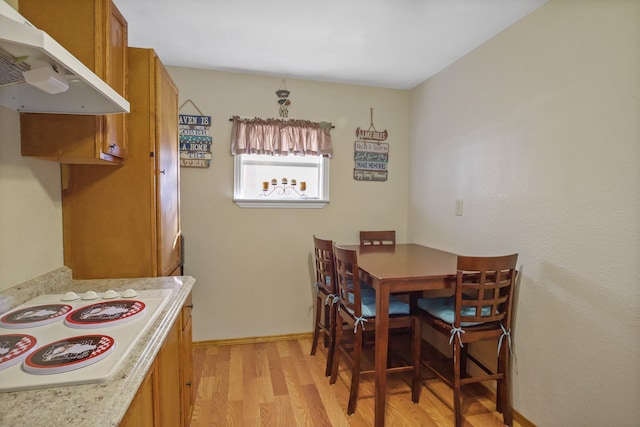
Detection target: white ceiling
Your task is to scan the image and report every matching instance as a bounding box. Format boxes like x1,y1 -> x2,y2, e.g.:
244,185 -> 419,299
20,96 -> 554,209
113,0 -> 548,90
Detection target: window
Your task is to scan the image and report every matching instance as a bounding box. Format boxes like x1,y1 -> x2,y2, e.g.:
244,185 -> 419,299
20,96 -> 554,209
229,116 -> 333,208
234,154 -> 330,208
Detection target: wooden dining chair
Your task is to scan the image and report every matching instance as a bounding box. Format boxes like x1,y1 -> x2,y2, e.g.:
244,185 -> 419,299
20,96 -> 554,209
416,254 -> 518,427
310,236 -> 339,376
359,230 -> 396,246
330,244 -> 421,415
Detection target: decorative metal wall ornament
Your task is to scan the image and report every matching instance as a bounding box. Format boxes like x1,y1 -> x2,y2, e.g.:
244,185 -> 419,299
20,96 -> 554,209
276,79 -> 291,118
354,108 -> 389,182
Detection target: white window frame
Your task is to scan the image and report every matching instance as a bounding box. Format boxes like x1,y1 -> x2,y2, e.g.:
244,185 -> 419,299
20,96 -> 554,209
233,154 -> 330,208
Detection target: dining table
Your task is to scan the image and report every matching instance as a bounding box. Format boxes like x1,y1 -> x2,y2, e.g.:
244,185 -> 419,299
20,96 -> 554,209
340,243 -> 458,427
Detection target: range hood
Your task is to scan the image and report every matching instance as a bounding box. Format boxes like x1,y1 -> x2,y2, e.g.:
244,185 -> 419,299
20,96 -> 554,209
0,2 -> 129,115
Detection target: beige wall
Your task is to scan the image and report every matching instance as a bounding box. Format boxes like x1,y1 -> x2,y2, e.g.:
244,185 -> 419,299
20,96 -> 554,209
166,67 -> 410,341
3,1 -> 638,424
408,0 -> 640,425
0,106 -> 63,290
0,0 -> 62,290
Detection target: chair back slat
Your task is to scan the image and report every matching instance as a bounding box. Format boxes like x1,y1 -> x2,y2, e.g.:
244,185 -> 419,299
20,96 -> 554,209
455,254 -> 518,326
313,236 -> 336,295
333,245 -> 362,317
359,230 -> 396,246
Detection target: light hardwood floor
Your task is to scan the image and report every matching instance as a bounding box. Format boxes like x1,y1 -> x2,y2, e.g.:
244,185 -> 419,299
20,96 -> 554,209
189,337 -> 521,426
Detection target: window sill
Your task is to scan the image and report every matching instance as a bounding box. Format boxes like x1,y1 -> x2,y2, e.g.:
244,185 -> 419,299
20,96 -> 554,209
233,199 -> 329,209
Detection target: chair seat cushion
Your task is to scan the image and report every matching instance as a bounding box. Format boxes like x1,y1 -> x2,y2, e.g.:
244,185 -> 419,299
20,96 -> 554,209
416,296 -> 490,326
348,292 -> 409,317
346,279 -> 375,298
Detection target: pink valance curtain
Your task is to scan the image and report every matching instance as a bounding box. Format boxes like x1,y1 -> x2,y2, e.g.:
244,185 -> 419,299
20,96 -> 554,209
230,116 -> 333,157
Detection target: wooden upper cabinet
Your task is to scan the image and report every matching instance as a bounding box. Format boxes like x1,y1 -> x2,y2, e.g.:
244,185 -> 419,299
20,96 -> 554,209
18,0 -> 128,164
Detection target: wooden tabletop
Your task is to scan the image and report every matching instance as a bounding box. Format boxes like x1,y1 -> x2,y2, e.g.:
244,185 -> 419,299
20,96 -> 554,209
340,243 -> 458,288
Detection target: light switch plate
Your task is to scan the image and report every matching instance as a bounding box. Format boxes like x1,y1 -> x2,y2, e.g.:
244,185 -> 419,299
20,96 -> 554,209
455,199 -> 464,216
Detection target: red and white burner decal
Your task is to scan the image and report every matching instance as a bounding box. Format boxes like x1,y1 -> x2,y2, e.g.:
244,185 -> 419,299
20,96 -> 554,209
23,335 -> 115,374
0,334 -> 38,371
0,304 -> 72,328
64,300 -> 146,328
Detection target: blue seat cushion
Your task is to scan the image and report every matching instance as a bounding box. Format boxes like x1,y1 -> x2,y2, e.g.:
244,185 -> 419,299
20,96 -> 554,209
346,278 -> 375,298
348,291 -> 410,317
324,275 -> 372,290
322,276 -> 375,299
417,296 -> 490,326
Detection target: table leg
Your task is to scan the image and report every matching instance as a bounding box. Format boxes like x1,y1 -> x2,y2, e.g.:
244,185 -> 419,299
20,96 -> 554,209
375,283 -> 390,427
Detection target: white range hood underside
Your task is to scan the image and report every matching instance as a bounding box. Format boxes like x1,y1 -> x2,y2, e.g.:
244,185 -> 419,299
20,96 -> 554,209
0,2 -> 129,115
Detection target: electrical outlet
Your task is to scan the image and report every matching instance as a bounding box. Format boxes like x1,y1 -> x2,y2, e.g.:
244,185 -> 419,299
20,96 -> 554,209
455,199 -> 464,216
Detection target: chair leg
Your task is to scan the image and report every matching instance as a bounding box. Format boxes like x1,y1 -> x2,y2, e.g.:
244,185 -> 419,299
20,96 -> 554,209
453,340 -> 463,427
497,341 -> 513,426
329,317 -> 343,385
460,344 -> 469,378
324,304 -> 336,377
496,350 -> 503,412
411,317 -> 421,403
347,326 -> 363,415
310,294 -> 323,356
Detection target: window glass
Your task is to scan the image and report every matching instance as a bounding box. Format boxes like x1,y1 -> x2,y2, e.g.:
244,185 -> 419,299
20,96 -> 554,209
233,154 -> 329,208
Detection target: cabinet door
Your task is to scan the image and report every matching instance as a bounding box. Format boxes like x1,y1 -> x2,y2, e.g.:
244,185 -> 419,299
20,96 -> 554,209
101,1 -> 128,159
181,294 -> 194,425
156,320 -> 182,426
120,366 -> 156,427
155,59 -> 181,276
19,0 -> 127,164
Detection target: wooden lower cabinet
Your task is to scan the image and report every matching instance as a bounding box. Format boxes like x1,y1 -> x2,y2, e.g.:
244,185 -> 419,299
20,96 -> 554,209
156,319 -> 182,426
122,293 -> 193,426
120,367 -> 155,427
181,294 -> 195,425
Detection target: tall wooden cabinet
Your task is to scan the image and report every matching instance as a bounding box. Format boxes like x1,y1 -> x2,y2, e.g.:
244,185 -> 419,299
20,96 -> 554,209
61,47 -> 180,279
18,0 -> 128,164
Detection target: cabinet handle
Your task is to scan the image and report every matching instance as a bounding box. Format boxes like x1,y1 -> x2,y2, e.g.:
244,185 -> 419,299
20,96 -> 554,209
187,304 -> 194,309
186,381 -> 192,387
160,169 -> 166,175
109,144 -> 117,150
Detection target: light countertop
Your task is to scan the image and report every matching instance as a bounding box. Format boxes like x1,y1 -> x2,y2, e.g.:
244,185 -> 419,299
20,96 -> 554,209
0,266 -> 195,426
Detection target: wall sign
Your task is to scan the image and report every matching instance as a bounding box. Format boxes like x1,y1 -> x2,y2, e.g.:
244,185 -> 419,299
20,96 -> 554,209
179,113 -> 212,168
353,109 -> 389,181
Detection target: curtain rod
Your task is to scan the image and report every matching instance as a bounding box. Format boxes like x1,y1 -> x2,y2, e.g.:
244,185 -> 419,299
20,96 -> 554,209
228,117 -> 334,129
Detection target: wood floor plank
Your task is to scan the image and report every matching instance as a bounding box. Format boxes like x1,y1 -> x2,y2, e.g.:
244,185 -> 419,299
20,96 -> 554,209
224,400 -> 243,427
273,395 -> 298,426
258,401 -> 277,426
205,349 -> 231,426
289,340 -> 315,386
281,353 -> 318,426
306,346 -> 351,427
228,345 -> 243,402
301,383 -> 333,427
265,339 -> 289,396
189,337 -> 524,427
